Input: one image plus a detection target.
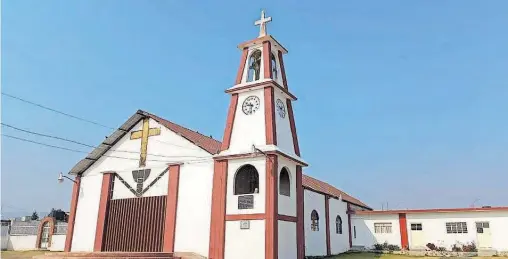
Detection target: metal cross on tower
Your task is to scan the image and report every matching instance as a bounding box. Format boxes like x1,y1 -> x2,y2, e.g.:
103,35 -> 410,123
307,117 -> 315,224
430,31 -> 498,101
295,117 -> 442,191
254,10 -> 272,38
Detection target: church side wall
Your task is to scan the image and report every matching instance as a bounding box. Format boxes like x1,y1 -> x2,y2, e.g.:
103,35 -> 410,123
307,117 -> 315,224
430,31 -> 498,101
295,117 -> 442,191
49,234 -> 66,251
328,199 -> 350,255
71,118 -> 214,252
224,220 -> 265,259
173,161 -> 214,257
303,189 -> 327,256
351,214 -> 401,249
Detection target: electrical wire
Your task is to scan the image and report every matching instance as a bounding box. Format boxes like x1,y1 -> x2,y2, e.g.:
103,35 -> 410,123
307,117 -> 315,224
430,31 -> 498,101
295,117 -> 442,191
2,92 -> 115,130
1,123 -> 211,159
2,134 -> 212,164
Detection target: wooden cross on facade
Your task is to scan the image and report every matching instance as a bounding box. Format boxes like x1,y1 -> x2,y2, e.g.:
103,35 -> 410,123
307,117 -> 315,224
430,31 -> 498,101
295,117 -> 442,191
130,118 -> 161,167
254,10 -> 272,38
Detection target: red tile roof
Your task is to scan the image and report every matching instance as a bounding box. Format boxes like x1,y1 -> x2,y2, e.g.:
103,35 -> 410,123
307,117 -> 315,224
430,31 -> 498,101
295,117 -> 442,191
303,175 -> 371,209
147,110 -> 370,209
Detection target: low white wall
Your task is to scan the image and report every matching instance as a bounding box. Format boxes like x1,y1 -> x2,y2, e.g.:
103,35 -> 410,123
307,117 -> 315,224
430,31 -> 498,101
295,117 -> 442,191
49,234 -> 66,251
407,211 -> 508,251
303,189 -> 326,256
352,214 -> 401,249
1,225 -> 9,250
7,235 -> 37,251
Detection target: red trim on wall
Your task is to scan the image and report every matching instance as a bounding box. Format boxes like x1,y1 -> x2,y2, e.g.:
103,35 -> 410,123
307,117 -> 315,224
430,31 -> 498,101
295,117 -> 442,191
263,41 -> 272,79
278,214 -> 297,222
221,94 -> 239,151
264,87 -> 277,145
163,165 -> 181,252
277,50 -> 288,88
265,155 -> 278,259
235,48 -> 249,84
208,160 -> 228,259
94,173 -> 114,252
347,203 -> 353,248
399,213 -> 409,250
354,206 -> 508,215
226,214 -> 265,221
325,196 -> 331,256
36,217 -> 56,249
214,150 -> 307,167
286,99 -> 301,156
296,165 -> 304,259
64,174 -> 81,252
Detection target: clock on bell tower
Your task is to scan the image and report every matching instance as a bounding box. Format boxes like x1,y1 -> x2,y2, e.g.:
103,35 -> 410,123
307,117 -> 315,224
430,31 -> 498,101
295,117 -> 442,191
208,10 -> 307,259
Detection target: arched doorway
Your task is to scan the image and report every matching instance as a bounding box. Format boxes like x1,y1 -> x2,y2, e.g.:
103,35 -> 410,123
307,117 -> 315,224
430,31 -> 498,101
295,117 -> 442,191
36,217 -> 56,249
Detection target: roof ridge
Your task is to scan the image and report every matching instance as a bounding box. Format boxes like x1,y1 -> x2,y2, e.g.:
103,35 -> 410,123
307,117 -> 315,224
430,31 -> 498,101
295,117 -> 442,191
139,110 -> 222,143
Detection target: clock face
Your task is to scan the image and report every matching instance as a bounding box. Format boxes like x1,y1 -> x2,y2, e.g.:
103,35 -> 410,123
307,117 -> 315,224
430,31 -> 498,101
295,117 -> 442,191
242,96 -> 260,115
276,99 -> 286,118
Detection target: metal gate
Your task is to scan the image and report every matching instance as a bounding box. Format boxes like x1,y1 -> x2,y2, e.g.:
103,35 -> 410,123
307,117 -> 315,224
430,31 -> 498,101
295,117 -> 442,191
103,195 -> 167,252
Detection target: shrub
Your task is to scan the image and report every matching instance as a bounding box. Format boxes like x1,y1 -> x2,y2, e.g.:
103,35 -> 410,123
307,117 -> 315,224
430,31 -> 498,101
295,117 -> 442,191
373,242 -> 400,251
426,243 -> 437,251
437,246 -> 447,252
373,243 -> 383,251
462,241 -> 477,252
452,243 -> 462,252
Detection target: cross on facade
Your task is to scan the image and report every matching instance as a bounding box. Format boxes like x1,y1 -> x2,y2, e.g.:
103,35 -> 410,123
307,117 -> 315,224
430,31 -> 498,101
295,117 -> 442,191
254,10 -> 272,38
130,118 -> 161,167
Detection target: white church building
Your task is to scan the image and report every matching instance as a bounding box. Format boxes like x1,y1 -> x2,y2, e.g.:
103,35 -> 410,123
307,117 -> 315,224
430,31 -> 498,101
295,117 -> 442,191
53,11 -> 508,259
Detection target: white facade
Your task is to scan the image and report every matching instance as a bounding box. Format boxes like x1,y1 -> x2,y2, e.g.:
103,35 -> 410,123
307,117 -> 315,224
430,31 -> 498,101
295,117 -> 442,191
71,117 -> 215,256
328,198 -> 350,254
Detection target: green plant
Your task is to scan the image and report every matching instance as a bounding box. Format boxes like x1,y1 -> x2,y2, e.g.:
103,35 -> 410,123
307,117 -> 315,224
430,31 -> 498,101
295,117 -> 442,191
452,243 -> 462,252
437,246 -> 447,251
373,243 -> 383,251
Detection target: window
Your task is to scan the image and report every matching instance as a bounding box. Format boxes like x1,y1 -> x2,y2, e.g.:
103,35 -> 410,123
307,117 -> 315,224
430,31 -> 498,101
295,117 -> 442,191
336,215 -> 343,234
270,53 -> 278,79
354,226 -> 357,239
247,50 -> 262,82
374,223 -> 393,234
279,168 -> 290,196
476,222 -> 490,233
411,223 -> 423,231
446,222 -> 468,234
311,210 -> 319,231
234,165 -> 259,195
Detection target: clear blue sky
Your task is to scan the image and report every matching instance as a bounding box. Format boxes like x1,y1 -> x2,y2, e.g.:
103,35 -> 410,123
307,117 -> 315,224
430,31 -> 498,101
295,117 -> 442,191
2,0 -> 507,217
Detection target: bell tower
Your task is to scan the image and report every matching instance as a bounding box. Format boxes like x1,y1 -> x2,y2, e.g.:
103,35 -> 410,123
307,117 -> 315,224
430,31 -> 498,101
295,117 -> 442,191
209,10 -> 307,259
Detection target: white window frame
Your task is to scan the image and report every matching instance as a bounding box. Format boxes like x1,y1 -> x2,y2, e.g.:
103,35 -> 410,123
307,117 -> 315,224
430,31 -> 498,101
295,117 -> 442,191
374,222 -> 392,234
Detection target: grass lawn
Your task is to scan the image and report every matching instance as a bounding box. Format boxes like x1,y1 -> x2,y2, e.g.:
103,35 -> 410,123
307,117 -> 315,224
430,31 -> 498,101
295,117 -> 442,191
328,252 -> 504,258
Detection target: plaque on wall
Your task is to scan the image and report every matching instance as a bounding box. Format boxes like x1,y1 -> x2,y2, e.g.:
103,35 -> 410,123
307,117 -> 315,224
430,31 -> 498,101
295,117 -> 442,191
240,220 -> 250,229
238,195 -> 254,209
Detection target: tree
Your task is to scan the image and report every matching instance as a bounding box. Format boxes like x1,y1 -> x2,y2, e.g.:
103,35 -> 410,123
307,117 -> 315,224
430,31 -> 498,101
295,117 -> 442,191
47,208 -> 67,221
31,211 -> 39,220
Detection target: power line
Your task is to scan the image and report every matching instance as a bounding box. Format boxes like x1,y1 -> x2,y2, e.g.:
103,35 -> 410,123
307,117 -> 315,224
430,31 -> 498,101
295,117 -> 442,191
2,92 -> 115,130
2,93 -> 208,152
1,123 -> 209,159
2,134 -> 211,163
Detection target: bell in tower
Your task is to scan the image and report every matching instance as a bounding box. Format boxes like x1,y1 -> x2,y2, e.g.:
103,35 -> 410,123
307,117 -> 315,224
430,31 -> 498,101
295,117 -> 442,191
208,10 -> 307,259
